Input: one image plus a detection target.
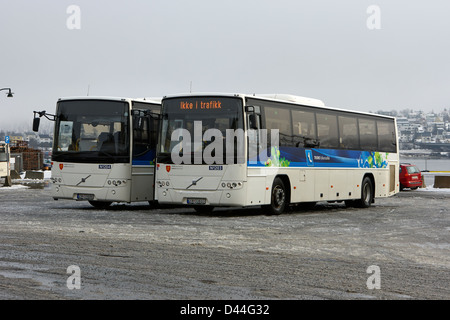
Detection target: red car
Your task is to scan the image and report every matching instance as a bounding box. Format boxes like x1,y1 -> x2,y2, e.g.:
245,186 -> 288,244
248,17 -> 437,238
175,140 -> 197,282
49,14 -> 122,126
399,163 -> 423,190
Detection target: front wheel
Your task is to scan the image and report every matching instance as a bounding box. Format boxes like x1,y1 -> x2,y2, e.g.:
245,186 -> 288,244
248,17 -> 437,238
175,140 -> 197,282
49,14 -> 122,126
356,177 -> 373,208
264,177 -> 288,215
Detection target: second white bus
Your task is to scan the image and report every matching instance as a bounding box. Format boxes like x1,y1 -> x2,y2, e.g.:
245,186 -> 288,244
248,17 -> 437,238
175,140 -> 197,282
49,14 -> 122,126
155,93 -> 399,214
35,96 -> 161,208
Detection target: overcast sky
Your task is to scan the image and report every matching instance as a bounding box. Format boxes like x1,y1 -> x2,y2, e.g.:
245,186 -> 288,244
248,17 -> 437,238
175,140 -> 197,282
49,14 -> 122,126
1,0 -> 449,131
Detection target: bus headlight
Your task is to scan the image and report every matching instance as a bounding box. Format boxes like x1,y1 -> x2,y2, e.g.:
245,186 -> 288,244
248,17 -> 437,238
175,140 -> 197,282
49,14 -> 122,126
157,180 -> 170,188
107,179 -> 126,187
221,181 -> 243,189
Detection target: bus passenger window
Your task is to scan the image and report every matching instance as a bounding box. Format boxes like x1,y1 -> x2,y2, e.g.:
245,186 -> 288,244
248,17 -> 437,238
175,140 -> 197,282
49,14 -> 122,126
338,116 -> 359,149
264,107 -> 292,147
377,120 -> 396,152
359,118 -> 377,151
292,110 -> 316,147
316,113 -> 338,149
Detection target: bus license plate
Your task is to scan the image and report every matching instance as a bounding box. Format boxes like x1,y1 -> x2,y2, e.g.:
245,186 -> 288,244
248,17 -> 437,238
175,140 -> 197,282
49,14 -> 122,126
77,193 -> 94,201
187,198 -> 206,205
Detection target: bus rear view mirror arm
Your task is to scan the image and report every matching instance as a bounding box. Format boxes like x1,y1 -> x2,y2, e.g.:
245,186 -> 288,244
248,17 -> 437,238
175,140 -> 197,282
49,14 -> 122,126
32,110 -> 56,132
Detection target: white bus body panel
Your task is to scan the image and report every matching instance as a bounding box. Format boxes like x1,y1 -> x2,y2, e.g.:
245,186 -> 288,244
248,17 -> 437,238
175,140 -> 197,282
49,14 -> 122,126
156,164 -> 249,206
51,162 -> 133,202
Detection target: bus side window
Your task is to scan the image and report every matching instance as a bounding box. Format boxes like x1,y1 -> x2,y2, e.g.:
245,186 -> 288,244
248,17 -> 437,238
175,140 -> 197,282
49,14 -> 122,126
264,107 -> 292,147
377,120 -> 396,152
359,118 -> 377,151
338,116 -> 359,149
292,109 -> 316,147
247,113 -> 261,163
133,113 -> 151,156
316,113 -> 339,149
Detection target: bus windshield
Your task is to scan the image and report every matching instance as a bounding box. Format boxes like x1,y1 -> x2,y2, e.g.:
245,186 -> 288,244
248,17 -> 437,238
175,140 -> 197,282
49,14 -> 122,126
158,97 -> 244,164
52,100 -> 130,163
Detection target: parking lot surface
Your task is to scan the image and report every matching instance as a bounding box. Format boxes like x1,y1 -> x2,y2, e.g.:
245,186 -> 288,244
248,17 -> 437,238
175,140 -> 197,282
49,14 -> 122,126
0,184 -> 449,300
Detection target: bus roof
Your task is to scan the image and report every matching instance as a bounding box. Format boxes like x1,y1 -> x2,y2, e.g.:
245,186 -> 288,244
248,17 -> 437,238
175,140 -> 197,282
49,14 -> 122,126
162,92 -> 395,120
58,96 -> 162,104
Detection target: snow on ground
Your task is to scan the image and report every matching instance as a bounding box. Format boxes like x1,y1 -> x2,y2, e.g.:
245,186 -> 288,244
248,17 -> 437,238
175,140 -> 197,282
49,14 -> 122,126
417,186 -> 450,193
0,170 -> 51,190
0,184 -> 29,191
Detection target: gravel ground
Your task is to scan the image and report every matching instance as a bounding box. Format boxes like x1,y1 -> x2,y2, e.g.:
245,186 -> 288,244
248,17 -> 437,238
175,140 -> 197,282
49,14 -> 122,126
0,182 -> 449,300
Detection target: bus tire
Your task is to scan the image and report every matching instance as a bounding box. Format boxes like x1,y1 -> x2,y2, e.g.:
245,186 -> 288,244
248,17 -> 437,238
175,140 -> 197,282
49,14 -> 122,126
264,177 -> 287,215
88,200 -> 112,209
356,177 -> 373,208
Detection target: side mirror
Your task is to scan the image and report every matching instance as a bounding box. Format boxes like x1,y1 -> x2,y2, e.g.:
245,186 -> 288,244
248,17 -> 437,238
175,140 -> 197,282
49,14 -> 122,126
245,105 -> 261,114
33,117 -> 40,132
248,114 -> 259,130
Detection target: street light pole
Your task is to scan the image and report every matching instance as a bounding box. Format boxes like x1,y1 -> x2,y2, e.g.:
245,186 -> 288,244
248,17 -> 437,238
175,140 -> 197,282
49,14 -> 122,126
0,88 -> 14,98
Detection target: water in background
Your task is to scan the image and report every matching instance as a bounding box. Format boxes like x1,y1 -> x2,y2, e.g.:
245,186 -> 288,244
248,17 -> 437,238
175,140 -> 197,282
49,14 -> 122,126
400,158 -> 450,172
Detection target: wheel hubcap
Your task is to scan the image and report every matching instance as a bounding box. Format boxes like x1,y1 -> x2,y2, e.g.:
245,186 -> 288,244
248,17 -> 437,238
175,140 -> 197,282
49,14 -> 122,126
273,186 -> 285,209
363,184 -> 370,203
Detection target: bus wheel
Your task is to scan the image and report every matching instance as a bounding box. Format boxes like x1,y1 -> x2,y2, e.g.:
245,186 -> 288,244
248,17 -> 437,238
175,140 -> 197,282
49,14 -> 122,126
357,177 -> 373,208
265,177 -> 287,215
88,200 -> 112,209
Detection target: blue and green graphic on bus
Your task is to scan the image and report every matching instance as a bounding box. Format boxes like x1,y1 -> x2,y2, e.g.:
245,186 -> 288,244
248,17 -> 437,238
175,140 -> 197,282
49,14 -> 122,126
248,147 -> 389,169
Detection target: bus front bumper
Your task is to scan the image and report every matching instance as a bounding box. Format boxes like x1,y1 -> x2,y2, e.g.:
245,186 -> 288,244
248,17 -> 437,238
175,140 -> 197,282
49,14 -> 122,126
156,188 -> 248,207
52,184 -> 131,203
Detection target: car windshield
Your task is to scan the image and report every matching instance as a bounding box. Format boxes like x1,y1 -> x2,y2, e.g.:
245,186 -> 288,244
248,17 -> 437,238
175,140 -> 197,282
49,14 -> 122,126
407,166 -> 420,174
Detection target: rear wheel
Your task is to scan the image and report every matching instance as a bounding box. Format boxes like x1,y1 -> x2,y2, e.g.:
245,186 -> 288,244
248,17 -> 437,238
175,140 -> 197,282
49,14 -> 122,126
356,177 -> 373,208
264,177 -> 288,215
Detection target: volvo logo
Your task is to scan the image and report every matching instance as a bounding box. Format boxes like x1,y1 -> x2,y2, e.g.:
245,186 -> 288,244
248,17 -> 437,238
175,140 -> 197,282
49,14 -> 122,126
186,177 -> 203,189
76,175 -> 91,186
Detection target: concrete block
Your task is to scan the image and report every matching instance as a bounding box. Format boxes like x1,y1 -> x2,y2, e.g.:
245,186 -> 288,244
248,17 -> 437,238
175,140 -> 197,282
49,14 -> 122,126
3,176 -> 12,187
10,170 -> 21,179
434,176 -> 450,188
25,171 -> 44,180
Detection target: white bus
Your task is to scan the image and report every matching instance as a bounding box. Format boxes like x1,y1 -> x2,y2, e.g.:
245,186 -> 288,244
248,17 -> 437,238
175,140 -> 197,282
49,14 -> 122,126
155,93 -> 399,214
0,142 -> 10,179
34,96 -> 161,208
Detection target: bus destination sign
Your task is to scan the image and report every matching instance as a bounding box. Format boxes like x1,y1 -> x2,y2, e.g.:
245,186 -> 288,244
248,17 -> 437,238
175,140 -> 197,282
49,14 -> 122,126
179,100 -> 222,110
